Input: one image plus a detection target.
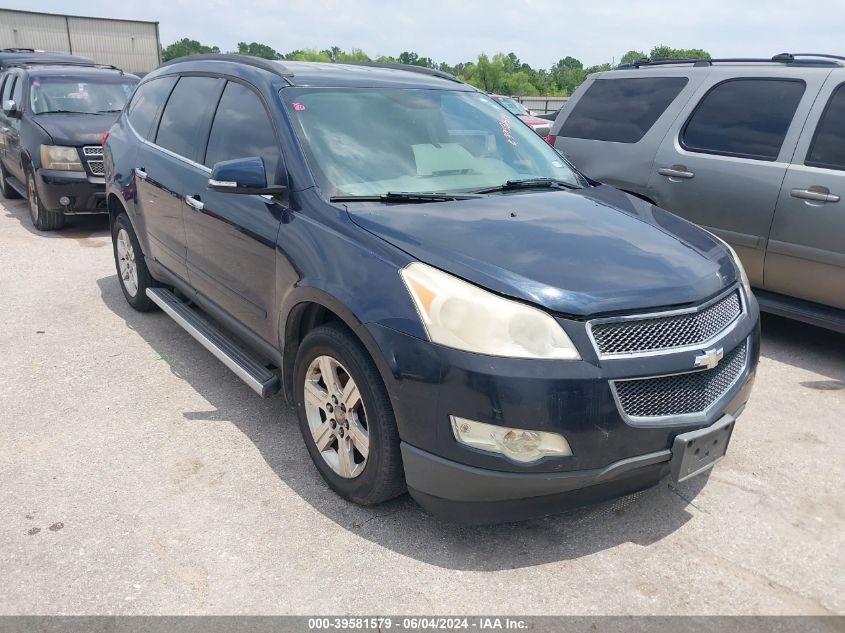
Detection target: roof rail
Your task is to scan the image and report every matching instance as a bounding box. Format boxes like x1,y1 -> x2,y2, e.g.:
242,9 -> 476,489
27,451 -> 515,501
156,54 -> 294,79
1,47 -> 38,53
617,53 -> 843,70
10,61 -> 126,73
348,61 -> 462,83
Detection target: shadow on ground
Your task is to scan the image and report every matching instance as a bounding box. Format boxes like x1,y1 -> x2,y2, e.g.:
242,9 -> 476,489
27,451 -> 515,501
760,313 -> 845,392
2,196 -> 109,242
96,275 -> 845,570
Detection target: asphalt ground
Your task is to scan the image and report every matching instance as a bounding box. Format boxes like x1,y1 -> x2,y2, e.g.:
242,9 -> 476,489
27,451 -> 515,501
0,197 -> 843,615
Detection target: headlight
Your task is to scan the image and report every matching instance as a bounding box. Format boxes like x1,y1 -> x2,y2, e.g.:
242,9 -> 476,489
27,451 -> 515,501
40,145 -> 83,171
400,262 -> 580,359
709,233 -> 752,296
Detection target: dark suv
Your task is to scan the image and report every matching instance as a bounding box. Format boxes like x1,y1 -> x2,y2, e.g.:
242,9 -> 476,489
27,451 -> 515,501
0,63 -> 138,229
105,55 -> 760,523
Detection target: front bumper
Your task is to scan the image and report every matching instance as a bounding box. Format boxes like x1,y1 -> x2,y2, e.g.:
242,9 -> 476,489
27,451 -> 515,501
402,413 -> 739,523
366,288 -> 760,522
36,168 -> 107,214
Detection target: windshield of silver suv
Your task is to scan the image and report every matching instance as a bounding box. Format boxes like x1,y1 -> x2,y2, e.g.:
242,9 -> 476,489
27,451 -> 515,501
284,88 -> 583,198
29,74 -> 137,115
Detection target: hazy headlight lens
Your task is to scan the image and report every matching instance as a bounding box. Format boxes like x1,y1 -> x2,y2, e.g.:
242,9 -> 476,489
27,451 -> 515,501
451,416 -> 572,463
400,262 -> 579,359
40,145 -> 84,171
709,233 -> 752,296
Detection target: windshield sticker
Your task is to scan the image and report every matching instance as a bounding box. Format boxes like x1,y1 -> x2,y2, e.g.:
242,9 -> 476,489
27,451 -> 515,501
499,115 -> 518,147
292,102 -> 305,111
551,160 -> 563,168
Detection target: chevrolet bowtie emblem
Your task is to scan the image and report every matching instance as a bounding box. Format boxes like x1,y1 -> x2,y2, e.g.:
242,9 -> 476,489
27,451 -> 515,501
694,347 -> 724,370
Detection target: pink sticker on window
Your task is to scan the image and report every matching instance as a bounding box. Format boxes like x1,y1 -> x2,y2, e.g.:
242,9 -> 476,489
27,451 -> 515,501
292,102 -> 305,111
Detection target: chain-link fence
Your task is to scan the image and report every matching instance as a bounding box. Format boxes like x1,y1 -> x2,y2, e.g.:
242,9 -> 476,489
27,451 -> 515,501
514,96 -> 569,114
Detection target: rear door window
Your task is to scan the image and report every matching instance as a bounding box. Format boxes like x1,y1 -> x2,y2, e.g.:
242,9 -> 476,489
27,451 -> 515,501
559,77 -> 688,143
204,81 -> 279,181
126,76 -> 177,141
805,83 -> 845,171
154,76 -> 223,162
681,78 -> 805,161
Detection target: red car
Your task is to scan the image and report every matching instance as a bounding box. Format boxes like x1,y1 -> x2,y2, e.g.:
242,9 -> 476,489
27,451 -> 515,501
490,94 -> 552,136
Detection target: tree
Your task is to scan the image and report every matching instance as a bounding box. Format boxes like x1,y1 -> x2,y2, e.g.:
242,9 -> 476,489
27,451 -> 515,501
284,48 -> 331,62
236,42 -> 280,60
650,45 -> 710,61
620,50 -> 647,65
161,38 -> 220,62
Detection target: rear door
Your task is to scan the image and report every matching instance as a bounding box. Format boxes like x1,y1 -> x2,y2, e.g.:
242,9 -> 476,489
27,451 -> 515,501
185,79 -> 284,340
764,72 -> 845,309
132,75 -> 223,282
647,68 -> 831,286
551,69 -> 707,194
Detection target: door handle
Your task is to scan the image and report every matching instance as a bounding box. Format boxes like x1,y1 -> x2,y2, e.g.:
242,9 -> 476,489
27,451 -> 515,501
185,194 -> 204,211
134,168 -> 147,180
658,165 -> 695,180
790,186 -> 840,204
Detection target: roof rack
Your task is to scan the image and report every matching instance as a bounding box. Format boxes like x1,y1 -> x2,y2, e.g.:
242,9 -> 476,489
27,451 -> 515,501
1,47 -> 39,53
348,61 -> 462,83
617,53 -> 844,70
156,54 -> 294,80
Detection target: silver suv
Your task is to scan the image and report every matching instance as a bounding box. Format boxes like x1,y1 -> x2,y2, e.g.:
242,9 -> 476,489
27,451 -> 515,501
549,53 -> 845,333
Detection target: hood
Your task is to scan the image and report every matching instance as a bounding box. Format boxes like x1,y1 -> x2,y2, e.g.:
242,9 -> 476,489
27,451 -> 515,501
32,112 -> 118,147
346,185 -> 737,316
518,114 -> 552,128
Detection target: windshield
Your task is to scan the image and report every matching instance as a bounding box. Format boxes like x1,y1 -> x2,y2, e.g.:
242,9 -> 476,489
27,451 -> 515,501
30,75 -> 137,114
495,96 -> 530,116
284,88 -> 582,198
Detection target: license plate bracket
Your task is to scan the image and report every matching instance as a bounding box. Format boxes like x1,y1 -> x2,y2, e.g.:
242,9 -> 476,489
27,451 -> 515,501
670,415 -> 735,483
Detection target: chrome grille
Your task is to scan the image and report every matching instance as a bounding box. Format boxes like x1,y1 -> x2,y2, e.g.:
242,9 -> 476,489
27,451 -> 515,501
590,290 -> 742,356
613,341 -> 748,420
87,160 -> 105,176
82,145 -> 103,157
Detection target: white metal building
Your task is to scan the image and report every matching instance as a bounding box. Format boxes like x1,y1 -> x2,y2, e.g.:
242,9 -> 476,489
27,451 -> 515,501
0,8 -> 161,72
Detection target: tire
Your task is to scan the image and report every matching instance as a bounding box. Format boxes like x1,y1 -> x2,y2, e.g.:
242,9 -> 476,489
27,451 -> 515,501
0,161 -> 21,199
294,323 -> 405,505
111,212 -> 158,311
27,170 -> 65,231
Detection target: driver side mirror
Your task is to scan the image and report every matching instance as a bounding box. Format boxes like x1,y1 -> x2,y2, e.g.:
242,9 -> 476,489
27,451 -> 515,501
2,99 -> 20,118
208,156 -> 287,196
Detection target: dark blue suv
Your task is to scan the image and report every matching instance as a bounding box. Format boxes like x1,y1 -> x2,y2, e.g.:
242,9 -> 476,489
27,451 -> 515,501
104,55 -> 760,523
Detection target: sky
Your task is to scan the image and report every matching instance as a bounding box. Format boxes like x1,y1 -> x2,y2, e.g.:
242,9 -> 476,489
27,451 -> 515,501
6,0 -> 845,69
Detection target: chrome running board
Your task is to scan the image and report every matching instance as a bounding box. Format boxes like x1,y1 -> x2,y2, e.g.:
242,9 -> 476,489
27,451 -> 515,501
146,287 -> 280,397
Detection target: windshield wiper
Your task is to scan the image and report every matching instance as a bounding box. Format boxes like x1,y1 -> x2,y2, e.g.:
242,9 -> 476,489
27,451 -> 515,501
330,191 -> 482,203
96,109 -> 123,113
472,178 -> 580,194
36,110 -> 89,115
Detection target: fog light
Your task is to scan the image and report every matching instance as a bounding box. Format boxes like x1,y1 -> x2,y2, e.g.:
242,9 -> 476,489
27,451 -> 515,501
450,416 -> 572,463
59,196 -> 71,206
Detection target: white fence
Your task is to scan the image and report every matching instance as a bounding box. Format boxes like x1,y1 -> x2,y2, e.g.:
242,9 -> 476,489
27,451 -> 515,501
514,96 -> 569,114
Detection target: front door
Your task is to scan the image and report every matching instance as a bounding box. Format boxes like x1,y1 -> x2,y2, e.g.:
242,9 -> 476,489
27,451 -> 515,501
184,80 -> 284,341
765,75 -> 845,309
647,69 -> 831,287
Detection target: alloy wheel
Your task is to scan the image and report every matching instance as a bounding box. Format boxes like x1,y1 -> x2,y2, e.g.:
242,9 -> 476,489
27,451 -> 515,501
116,228 -> 139,297
303,355 -> 370,478
27,175 -> 39,224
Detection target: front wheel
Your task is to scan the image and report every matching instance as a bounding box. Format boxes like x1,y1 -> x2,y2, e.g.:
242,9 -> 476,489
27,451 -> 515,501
111,212 -> 158,311
294,323 -> 405,505
27,170 -> 64,231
